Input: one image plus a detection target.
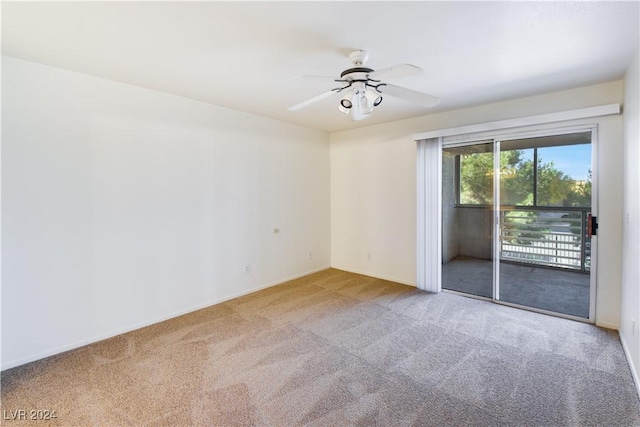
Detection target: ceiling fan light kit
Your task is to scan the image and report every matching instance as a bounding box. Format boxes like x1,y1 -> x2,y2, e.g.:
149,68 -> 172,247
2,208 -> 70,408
337,81 -> 383,121
289,50 -> 439,121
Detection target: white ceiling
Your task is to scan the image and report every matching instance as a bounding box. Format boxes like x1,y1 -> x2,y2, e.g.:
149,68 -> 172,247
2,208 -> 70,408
2,1 -> 639,133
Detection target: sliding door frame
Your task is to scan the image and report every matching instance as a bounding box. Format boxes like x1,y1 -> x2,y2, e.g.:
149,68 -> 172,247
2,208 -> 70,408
492,124 -> 598,322
418,108 -> 611,323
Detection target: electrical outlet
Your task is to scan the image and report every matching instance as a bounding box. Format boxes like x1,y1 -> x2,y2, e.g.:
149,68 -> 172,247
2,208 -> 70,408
245,264 -> 251,274
633,319 -> 636,334
368,253 -> 372,261
308,250 -> 312,260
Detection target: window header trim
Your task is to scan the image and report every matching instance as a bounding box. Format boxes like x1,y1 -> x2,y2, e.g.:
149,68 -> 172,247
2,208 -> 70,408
413,104 -> 619,142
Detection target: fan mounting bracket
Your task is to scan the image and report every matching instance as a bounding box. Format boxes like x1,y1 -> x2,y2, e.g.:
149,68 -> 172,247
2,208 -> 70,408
349,50 -> 369,66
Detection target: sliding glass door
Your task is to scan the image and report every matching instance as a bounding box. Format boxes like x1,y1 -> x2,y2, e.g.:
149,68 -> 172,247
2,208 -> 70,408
497,133 -> 593,318
442,142 -> 495,299
441,130 -> 595,320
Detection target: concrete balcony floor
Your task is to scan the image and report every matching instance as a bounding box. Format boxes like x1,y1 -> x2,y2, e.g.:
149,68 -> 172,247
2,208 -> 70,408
442,256 -> 590,318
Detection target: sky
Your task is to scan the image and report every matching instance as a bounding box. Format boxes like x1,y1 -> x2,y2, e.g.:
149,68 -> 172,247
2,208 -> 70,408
538,144 -> 591,181
517,144 -> 591,181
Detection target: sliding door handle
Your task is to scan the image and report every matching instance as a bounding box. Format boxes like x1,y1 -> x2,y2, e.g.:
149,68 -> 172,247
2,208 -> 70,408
587,214 -> 598,237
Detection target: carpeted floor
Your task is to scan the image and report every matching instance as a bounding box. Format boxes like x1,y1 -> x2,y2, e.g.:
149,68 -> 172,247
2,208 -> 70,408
2,268 -> 639,426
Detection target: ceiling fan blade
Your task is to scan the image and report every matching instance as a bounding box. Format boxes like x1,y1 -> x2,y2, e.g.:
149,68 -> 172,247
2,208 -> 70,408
288,89 -> 339,111
368,64 -> 423,80
377,83 -> 440,107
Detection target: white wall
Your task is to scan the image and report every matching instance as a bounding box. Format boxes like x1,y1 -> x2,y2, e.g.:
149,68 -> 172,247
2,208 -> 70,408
331,81 -> 624,328
1,56 -> 331,370
621,45 -> 640,392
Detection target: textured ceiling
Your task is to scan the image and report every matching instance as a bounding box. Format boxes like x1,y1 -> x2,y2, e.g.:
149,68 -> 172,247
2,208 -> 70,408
2,1 -> 639,132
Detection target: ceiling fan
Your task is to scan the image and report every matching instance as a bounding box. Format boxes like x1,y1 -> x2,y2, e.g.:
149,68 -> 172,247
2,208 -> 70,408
288,50 -> 440,121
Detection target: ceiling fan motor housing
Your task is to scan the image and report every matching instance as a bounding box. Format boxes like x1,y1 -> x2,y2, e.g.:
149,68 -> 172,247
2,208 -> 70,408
340,67 -> 374,79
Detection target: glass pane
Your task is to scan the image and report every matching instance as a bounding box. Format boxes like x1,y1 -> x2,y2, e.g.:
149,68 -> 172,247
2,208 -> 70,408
498,134 -> 591,319
442,143 -> 494,298
460,150 -> 494,205
500,148 -> 534,206
536,144 -> 591,207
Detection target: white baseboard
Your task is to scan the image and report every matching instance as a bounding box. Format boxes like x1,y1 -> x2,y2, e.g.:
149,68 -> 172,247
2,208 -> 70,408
595,320 -> 620,330
330,265 -> 417,288
620,333 -> 640,399
1,266 -> 331,371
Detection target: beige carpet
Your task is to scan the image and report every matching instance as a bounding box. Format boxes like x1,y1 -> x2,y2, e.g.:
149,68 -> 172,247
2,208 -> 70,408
2,268 -> 639,426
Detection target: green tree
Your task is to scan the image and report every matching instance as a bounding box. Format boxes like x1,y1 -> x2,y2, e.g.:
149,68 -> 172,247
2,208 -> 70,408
459,152 -> 493,204
536,159 -> 573,206
460,149 -> 590,208
500,150 -> 534,206
460,150 -> 529,204
564,169 -> 592,207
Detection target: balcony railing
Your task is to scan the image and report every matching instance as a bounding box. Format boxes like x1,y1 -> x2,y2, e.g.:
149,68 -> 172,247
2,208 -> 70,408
500,209 -> 591,272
